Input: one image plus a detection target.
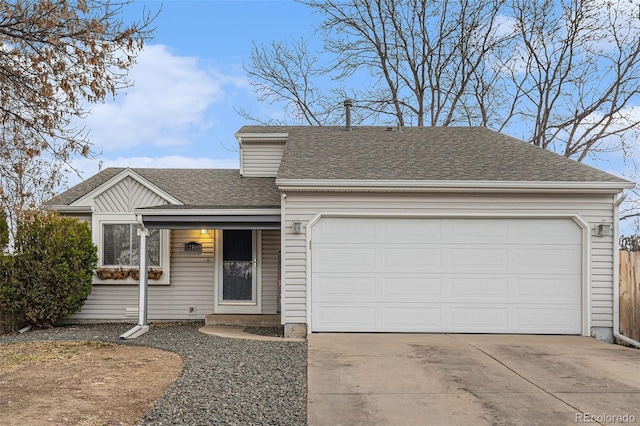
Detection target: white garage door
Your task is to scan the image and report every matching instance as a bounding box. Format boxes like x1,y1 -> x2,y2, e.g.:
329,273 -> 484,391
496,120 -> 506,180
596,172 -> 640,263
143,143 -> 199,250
311,217 -> 583,334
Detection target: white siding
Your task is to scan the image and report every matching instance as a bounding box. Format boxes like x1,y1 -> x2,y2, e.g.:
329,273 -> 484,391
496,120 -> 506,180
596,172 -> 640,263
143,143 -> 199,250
94,177 -> 168,212
73,230 -> 215,320
241,141 -> 286,177
281,192 -> 616,329
261,230 -> 281,314
61,213 -> 92,227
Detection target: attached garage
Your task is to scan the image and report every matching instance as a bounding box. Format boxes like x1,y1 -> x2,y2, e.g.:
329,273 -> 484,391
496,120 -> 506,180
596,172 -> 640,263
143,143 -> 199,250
310,216 -> 584,334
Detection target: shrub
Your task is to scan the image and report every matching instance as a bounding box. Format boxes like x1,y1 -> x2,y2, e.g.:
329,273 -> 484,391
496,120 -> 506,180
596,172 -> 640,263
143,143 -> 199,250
0,210 -> 17,333
12,212 -> 97,327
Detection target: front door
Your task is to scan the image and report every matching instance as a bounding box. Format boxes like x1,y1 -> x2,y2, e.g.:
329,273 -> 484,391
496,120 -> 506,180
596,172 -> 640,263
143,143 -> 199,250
216,230 -> 260,313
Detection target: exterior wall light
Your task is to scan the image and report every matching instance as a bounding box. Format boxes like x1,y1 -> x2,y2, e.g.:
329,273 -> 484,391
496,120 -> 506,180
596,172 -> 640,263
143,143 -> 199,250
292,222 -> 302,234
200,229 -> 210,235
594,221 -> 612,237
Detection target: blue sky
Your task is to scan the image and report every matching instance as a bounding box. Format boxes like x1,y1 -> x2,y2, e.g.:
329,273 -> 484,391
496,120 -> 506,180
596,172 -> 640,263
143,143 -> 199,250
68,0 -> 639,233
73,0 -> 636,182
71,0 -> 320,184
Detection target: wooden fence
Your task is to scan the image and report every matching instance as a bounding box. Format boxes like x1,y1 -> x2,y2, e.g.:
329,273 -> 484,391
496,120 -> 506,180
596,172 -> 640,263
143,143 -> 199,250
619,250 -> 640,344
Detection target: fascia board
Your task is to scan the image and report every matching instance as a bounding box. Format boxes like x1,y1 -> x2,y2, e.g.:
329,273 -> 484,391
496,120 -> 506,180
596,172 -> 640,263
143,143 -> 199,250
71,168 -> 183,207
49,205 -> 93,213
275,179 -> 635,193
133,208 -> 281,216
235,132 -> 289,140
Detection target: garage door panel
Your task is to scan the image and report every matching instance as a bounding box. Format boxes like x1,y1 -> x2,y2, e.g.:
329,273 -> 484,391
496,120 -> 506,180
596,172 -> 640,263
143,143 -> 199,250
382,247 -> 442,271
311,217 -> 583,334
378,219 -> 442,243
514,220 -> 582,244
449,248 -> 509,270
382,277 -> 443,299
383,306 -> 442,329
314,305 -> 377,329
514,247 -> 581,273
313,275 -> 377,300
313,246 -> 376,271
313,218 -> 375,243
449,307 -> 510,330
450,220 -> 509,243
515,306 -> 582,332
515,277 -> 582,301
449,277 -> 509,299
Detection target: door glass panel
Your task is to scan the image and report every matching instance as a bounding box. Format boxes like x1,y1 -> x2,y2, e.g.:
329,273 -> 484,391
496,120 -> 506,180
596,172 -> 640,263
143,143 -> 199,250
222,230 -> 253,301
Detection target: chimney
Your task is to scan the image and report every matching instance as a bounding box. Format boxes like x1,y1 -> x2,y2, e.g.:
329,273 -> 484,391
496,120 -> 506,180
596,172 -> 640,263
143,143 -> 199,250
344,99 -> 353,131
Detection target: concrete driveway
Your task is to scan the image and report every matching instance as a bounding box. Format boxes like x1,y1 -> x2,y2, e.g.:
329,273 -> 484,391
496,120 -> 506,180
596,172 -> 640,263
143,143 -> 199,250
307,334 -> 640,425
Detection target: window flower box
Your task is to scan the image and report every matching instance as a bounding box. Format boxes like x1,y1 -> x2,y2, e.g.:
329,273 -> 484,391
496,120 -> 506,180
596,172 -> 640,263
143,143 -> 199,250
95,267 -> 163,281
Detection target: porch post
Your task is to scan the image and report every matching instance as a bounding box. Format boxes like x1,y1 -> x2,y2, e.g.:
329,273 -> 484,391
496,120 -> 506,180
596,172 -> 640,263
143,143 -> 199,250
119,223 -> 150,339
137,226 -> 149,327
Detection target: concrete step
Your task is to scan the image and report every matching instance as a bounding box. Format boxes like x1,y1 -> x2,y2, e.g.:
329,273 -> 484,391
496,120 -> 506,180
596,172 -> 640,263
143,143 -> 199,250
205,314 -> 281,327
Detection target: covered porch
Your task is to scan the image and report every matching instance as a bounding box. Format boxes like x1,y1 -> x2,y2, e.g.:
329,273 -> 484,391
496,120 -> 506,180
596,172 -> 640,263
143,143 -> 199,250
121,207 -> 281,339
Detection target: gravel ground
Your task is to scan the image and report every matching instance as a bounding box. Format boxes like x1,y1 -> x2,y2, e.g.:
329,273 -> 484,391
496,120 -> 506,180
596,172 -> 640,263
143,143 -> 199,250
0,321 -> 307,425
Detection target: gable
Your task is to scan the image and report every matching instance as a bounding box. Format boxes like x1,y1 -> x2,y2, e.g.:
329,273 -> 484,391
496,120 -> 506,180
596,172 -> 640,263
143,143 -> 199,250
71,168 -> 182,211
94,176 -> 170,212
236,131 -> 288,177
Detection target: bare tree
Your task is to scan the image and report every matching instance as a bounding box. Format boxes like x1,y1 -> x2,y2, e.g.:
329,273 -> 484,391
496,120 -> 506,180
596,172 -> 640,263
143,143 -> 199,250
0,0 -> 156,235
244,0 -> 640,159
499,0 -> 640,161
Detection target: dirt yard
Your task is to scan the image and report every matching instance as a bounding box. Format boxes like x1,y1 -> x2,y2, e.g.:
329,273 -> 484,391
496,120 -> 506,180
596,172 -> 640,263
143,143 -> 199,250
0,340 -> 182,425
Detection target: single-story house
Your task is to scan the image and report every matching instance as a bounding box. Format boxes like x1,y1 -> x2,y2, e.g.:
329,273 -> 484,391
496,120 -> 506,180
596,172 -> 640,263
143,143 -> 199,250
49,125 -> 635,341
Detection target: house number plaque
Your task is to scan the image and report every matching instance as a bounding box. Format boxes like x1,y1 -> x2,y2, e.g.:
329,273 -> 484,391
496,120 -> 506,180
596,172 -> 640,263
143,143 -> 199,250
184,241 -> 202,252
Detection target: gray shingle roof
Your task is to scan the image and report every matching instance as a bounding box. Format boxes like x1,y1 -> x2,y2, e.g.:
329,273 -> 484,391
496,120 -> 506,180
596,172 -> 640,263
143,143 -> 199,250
237,126 -> 628,183
51,126 -> 631,208
49,168 -> 280,208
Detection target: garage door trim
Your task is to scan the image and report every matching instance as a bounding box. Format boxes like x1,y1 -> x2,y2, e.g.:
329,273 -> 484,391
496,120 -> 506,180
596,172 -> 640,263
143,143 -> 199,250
306,212 -> 590,335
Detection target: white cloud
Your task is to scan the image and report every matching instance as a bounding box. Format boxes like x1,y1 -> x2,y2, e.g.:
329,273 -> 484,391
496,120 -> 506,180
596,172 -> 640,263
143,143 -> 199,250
81,44 -> 247,152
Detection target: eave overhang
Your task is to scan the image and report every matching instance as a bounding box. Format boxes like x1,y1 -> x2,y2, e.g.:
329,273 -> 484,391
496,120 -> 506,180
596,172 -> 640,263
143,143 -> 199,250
275,179 -> 635,194
48,205 -> 93,213
134,208 -> 281,230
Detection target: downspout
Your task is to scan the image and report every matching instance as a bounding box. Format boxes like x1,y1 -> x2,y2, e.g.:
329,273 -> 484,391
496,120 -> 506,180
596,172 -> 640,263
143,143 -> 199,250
280,192 -> 287,327
120,215 -> 150,339
613,192 -> 640,348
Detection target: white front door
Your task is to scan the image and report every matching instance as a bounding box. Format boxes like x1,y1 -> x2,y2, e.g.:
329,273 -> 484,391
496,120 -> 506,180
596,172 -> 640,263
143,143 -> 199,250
215,229 -> 261,313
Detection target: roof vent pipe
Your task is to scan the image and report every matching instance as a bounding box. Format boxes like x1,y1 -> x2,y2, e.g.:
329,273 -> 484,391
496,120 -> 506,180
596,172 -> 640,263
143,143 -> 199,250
344,99 -> 353,131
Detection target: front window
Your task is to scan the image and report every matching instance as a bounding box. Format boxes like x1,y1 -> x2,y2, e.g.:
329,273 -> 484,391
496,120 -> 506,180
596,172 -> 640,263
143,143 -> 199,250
102,224 -> 160,267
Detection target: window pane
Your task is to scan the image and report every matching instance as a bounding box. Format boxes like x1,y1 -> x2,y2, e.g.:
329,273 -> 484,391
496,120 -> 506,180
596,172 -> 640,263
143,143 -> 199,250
223,230 -> 252,261
148,229 -> 160,267
103,224 -> 132,266
103,224 -> 162,268
223,261 -> 253,300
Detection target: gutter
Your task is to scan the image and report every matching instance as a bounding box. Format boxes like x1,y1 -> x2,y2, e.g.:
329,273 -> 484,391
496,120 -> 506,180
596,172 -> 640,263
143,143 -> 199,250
612,192 -> 640,348
48,205 -> 93,213
275,179 -> 635,193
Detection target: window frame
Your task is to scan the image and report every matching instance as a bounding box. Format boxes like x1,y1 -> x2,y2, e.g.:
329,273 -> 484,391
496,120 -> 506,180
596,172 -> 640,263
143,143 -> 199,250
101,223 -> 161,268
93,213 -> 170,285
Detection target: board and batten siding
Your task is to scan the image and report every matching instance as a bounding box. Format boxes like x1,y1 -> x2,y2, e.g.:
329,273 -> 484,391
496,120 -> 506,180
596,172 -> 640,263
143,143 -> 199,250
241,141 -> 286,177
281,192 -> 617,330
72,230 -> 215,320
261,230 -> 281,314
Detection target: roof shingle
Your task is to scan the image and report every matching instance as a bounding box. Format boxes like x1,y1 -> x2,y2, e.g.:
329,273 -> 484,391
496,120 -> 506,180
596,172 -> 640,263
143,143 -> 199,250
49,169 -> 280,208
52,126 -> 631,208
237,126 -> 629,183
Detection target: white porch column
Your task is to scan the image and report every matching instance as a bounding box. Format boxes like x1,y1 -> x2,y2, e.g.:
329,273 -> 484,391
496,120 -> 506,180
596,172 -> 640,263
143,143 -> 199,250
120,223 -> 150,339
137,226 -> 149,327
